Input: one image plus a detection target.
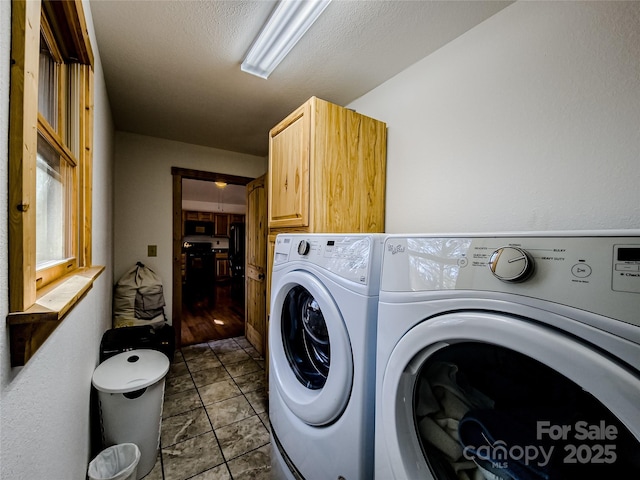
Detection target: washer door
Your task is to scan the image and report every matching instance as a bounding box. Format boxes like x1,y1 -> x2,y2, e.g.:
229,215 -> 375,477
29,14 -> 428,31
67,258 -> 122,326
271,270 -> 353,426
380,311 -> 640,479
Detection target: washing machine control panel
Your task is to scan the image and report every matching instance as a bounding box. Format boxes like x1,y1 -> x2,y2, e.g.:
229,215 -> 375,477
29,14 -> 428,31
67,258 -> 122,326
274,234 -> 381,286
381,233 -> 640,327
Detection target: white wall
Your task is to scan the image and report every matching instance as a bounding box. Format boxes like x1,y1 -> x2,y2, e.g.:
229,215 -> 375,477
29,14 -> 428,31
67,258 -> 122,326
0,1 -> 115,478
349,1 -> 640,233
113,132 -> 266,323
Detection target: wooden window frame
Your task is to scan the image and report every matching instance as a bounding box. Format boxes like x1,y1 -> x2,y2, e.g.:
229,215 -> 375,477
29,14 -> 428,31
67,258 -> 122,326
7,0 -> 103,366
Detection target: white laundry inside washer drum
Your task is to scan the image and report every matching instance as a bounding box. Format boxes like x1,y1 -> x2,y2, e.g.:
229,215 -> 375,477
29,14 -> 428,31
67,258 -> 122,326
411,341 -> 640,480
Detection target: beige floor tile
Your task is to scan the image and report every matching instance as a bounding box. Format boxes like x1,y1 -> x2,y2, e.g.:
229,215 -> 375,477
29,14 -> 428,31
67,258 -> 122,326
227,444 -> 272,480
161,407 -> 212,447
163,388 -> 203,419
217,349 -> 251,365
188,464 -> 232,480
205,395 -> 255,430
242,346 -> 263,360
191,365 -> 231,388
168,360 -> 189,378
208,338 -> 242,354
225,358 -> 261,378
162,432 -> 224,480
198,378 -> 242,406
216,415 -> 270,461
165,372 -> 196,396
235,337 -> 253,348
181,343 -> 213,360
185,350 -> 222,373
244,389 -> 268,414
234,370 -> 266,395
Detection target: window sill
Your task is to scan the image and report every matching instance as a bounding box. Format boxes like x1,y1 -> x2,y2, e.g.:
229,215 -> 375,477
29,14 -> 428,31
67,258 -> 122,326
6,265 -> 105,366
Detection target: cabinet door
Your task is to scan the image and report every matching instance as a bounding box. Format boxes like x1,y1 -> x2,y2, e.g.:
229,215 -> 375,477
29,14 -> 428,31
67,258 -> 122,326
230,214 -> 245,224
214,214 -> 229,236
184,211 -> 199,221
268,101 -> 310,228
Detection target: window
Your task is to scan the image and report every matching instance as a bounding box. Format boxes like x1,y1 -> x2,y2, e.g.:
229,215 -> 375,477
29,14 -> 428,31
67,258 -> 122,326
8,0 -> 101,365
36,133 -> 75,269
34,8 -> 86,289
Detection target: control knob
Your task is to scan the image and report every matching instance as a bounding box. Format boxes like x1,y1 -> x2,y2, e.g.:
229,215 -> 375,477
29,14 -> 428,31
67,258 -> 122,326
488,246 -> 535,283
297,240 -> 311,256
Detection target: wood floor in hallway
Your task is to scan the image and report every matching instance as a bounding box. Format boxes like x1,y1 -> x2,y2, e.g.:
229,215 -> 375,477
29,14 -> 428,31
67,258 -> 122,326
181,283 -> 245,347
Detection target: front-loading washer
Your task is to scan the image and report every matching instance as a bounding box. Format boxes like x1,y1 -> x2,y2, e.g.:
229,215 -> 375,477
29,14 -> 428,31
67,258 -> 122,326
269,233 -> 385,480
375,232 -> 640,480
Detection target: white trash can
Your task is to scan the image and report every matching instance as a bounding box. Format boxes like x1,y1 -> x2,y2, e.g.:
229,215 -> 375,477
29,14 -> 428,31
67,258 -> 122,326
88,443 -> 140,480
92,350 -> 169,479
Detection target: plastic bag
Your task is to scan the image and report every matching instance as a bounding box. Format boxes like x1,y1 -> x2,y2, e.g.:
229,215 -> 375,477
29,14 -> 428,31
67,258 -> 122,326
87,443 -> 140,480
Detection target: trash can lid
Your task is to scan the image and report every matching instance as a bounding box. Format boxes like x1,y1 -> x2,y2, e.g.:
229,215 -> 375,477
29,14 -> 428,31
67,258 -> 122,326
92,349 -> 170,393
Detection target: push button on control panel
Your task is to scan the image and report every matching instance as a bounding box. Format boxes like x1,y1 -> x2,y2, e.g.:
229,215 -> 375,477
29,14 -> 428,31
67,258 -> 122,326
616,264 -> 640,272
571,263 -> 592,278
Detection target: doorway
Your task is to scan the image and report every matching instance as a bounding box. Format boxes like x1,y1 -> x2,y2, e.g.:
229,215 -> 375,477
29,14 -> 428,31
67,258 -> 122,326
171,167 -> 253,348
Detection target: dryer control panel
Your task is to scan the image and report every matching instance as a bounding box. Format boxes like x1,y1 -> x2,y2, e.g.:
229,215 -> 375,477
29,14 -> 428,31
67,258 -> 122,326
381,232 -> 640,327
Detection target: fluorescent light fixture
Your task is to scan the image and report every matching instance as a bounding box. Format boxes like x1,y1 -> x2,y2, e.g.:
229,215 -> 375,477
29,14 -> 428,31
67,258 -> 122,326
241,0 -> 332,79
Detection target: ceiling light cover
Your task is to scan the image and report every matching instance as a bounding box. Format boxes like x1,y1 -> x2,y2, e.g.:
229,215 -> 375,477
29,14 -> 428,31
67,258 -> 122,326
241,0 -> 332,79
215,181 -> 227,188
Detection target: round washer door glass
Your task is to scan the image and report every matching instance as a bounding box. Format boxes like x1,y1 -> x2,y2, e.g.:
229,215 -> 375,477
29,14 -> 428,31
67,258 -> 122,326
282,285 -> 330,389
270,270 -> 354,426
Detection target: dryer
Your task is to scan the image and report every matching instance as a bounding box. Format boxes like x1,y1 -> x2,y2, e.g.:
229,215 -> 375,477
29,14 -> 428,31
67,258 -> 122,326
270,234 -> 385,480
375,232 -> 640,480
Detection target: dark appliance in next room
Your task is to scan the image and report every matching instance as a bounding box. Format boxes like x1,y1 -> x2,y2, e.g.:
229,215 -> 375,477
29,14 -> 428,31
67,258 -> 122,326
184,220 -> 214,236
183,240 -> 216,306
228,222 -> 245,302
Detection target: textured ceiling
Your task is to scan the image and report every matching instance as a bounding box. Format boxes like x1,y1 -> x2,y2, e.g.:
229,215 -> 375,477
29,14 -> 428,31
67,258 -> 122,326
90,0 -> 512,157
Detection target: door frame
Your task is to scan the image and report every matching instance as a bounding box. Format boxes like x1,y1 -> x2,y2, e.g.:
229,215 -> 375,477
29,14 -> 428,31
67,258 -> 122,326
171,167 -> 253,348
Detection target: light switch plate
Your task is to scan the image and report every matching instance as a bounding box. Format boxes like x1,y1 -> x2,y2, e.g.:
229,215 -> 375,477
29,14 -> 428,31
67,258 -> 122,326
148,245 -> 157,257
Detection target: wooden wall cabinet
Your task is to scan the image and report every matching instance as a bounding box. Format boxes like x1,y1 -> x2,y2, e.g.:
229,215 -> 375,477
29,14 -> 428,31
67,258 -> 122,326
264,97 -> 386,381
268,96 -> 387,234
182,211 -> 245,237
266,96 -> 387,300
185,211 -> 213,222
214,214 -> 229,236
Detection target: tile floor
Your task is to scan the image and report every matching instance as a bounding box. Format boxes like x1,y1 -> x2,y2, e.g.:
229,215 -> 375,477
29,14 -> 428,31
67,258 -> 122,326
144,336 -> 271,480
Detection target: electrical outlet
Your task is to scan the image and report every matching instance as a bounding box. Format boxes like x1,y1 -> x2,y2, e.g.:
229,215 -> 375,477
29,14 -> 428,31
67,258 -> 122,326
148,245 -> 157,257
